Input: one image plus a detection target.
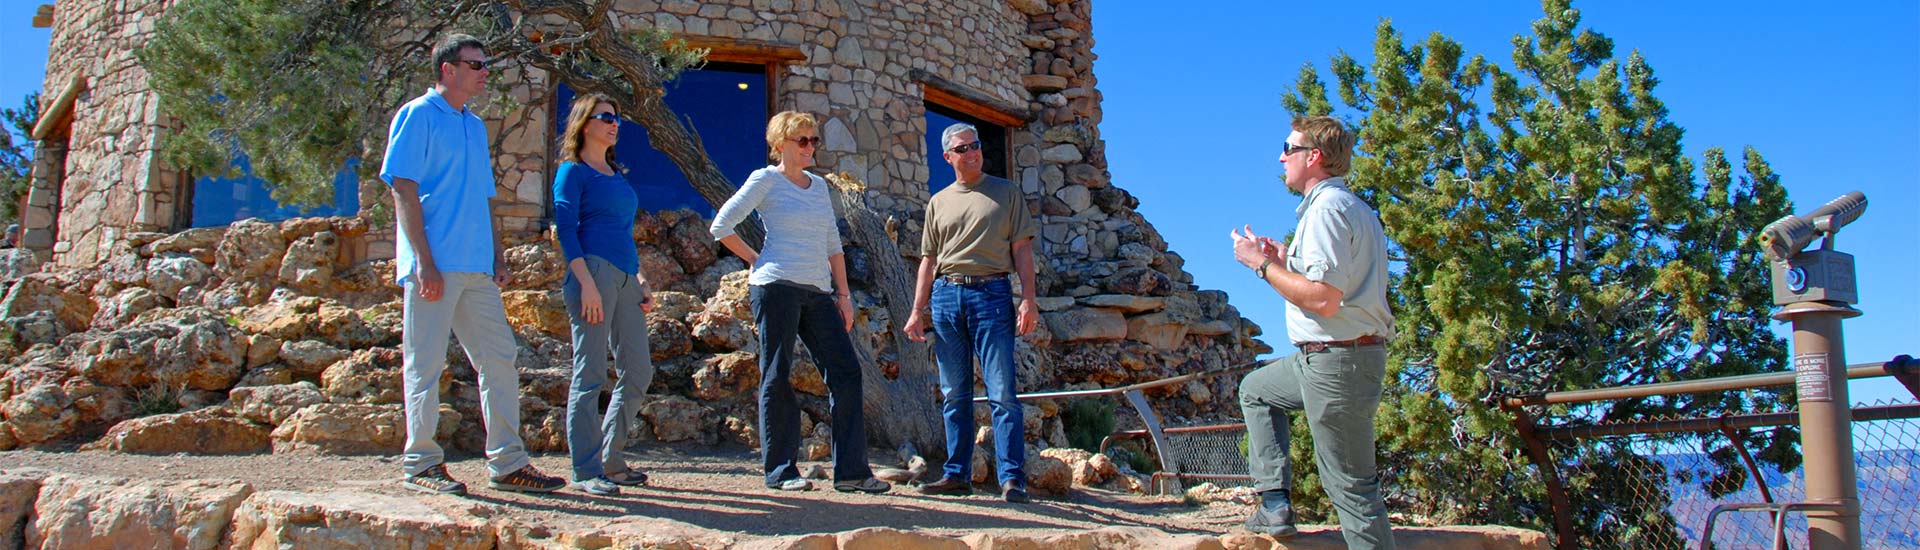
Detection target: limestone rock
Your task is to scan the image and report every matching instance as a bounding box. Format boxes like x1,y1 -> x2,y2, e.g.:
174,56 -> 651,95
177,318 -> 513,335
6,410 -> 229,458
1126,312 -> 1190,351
278,339 -> 349,379
503,242 -> 564,291
836,527 -> 968,550
269,403 -> 408,455
27,474 -> 251,550
1026,446 -> 1073,497
212,218 -> 288,283
0,470 -> 48,549
649,290 -> 703,323
0,273 -> 96,332
1078,294 -> 1164,313
704,269 -> 754,320
636,245 -> 687,291
144,227 -> 224,261
84,408 -> 270,455
1042,307 -> 1126,342
90,286 -> 161,330
669,217 -> 719,275
694,256 -> 749,299
501,290 -> 569,340
640,395 -> 712,443
74,307 -> 245,391
227,382 -> 326,425
1,378 -> 79,446
1022,74 -> 1069,92
144,253 -> 210,300
226,490 -> 495,549
692,351 -> 760,401
648,313 -> 693,362
1104,266 -> 1173,296
0,249 -> 43,280
276,230 -> 338,292
319,348 -> 407,404
690,309 -> 755,352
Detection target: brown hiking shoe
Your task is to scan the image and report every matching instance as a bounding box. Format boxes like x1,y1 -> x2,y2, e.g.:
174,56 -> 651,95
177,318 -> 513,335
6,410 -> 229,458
403,464 -> 467,495
918,476 -> 971,496
489,465 -> 565,493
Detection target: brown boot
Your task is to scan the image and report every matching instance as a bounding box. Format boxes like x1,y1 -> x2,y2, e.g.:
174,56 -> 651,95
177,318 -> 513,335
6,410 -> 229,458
918,476 -> 971,496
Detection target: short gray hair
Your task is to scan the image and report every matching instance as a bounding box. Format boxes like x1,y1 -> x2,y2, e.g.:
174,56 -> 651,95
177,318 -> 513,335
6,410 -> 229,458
940,123 -> 978,150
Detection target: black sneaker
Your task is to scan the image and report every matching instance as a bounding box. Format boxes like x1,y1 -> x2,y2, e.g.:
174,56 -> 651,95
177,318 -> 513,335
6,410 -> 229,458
1001,481 -> 1031,503
1244,491 -> 1298,538
489,465 -> 566,493
403,464 -> 467,495
835,477 -> 892,494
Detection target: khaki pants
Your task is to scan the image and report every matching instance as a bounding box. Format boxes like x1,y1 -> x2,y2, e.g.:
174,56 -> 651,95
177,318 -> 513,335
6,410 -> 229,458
1240,345 -> 1395,550
401,272 -> 531,479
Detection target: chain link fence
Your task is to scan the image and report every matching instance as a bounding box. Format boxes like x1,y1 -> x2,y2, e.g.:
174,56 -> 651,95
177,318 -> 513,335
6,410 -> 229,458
1549,398 -> 1919,550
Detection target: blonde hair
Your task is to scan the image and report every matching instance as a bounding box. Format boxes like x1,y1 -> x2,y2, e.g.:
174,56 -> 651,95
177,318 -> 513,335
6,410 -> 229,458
764,111 -> 818,161
1291,115 -> 1355,177
558,93 -> 624,173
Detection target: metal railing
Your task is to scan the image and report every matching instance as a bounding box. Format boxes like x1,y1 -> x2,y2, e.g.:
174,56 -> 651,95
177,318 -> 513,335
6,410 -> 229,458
974,361 -> 1261,494
1498,356 -> 1920,550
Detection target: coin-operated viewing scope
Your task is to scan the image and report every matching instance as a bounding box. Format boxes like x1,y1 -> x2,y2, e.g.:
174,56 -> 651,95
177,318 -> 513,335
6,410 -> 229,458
1759,192 -> 1867,305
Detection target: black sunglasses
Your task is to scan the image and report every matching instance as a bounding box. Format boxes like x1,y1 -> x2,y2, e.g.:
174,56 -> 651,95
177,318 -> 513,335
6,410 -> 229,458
589,112 -> 620,124
450,59 -> 488,71
948,140 -> 983,154
1281,141 -> 1316,156
790,136 -> 822,147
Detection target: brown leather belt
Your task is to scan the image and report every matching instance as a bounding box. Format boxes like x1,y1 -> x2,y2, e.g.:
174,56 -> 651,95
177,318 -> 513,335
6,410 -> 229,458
1295,335 -> 1386,353
940,272 -> 1008,286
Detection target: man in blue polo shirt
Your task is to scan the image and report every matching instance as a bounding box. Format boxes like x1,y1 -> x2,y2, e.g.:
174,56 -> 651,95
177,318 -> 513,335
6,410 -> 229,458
381,34 -> 564,495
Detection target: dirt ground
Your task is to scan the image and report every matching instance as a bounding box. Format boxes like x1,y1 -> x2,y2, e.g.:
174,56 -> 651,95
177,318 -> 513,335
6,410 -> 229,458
0,445 -> 1251,540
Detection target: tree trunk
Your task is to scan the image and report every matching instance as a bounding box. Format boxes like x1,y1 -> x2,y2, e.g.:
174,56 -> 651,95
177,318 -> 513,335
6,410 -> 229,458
827,175 -> 946,457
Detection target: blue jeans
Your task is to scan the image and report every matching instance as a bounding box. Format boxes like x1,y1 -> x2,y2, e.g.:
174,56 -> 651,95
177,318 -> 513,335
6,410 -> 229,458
751,282 -> 872,486
931,277 -> 1024,486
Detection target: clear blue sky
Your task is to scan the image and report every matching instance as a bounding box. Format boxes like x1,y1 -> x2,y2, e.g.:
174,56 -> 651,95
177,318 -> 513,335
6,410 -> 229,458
3,2 -> 1914,403
1092,1 -> 1919,405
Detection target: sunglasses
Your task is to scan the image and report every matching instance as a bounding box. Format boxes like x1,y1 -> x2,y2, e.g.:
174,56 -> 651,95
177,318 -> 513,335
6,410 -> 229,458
948,140 -> 983,154
588,112 -> 620,124
1281,141 -> 1315,156
450,59 -> 488,71
790,136 -> 822,147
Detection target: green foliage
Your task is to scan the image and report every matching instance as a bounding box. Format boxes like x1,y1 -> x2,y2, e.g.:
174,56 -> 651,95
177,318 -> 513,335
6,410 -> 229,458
1060,398 -> 1118,453
0,93 -> 40,225
132,385 -> 184,418
1280,0 -> 1793,542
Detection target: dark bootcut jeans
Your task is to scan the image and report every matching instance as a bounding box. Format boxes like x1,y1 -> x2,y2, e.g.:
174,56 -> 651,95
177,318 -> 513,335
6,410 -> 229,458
750,282 -> 873,486
930,277 -> 1025,487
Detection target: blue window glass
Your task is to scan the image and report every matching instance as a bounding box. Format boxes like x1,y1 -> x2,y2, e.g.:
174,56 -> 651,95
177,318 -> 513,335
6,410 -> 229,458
554,63 -> 770,217
924,104 -> 1006,194
190,156 -> 359,227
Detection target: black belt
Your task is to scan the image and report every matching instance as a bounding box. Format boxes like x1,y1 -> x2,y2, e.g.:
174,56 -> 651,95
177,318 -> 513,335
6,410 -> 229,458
1295,335 -> 1386,353
940,272 -> 1008,286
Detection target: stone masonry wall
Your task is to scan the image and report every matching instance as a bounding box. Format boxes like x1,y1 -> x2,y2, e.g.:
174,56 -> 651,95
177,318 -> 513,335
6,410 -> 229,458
38,0 -> 187,267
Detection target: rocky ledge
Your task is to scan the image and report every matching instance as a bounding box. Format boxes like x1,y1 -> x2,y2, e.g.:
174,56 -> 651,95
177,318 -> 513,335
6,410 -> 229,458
0,467 -> 1546,550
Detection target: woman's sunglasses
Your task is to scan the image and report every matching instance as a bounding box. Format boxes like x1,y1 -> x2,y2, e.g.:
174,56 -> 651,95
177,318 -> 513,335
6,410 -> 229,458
589,112 -> 620,124
790,136 -> 822,147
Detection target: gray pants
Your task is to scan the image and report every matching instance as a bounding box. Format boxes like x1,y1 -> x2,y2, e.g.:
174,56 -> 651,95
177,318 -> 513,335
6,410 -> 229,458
562,256 -> 655,481
1240,345 -> 1394,550
401,272 -> 532,479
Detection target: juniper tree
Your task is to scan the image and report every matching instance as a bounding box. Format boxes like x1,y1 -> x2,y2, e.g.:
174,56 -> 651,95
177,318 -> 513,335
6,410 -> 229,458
0,93 -> 39,225
1280,0 -> 1794,544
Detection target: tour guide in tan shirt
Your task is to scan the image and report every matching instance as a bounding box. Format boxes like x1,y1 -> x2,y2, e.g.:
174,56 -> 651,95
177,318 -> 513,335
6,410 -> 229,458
903,123 -> 1040,503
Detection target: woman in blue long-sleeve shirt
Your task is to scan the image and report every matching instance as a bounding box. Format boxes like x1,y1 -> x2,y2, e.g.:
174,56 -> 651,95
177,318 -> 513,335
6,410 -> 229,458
552,93 -> 655,496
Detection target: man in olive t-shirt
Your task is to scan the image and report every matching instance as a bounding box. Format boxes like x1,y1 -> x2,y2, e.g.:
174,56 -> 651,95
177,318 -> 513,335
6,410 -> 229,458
903,123 -> 1040,503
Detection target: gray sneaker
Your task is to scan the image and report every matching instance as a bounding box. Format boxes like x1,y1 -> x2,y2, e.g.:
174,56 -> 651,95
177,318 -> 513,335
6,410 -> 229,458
834,477 -> 892,494
403,464 -> 467,496
1243,491 -> 1298,538
576,477 -> 620,496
